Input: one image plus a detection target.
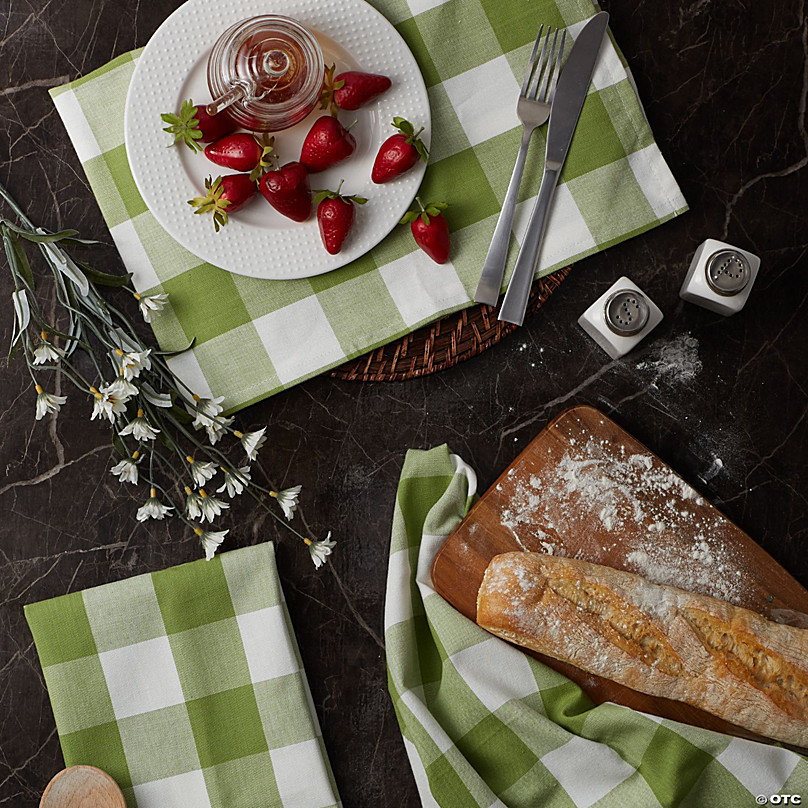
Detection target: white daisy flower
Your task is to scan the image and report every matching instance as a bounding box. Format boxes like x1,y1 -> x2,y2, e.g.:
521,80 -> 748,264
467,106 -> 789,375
190,394 -> 225,429
194,527 -> 228,561
136,488 -> 174,522
272,485 -> 302,520
185,455 -> 217,487
107,376 -> 138,400
305,532 -> 336,569
217,466 -> 251,497
205,415 -> 233,446
90,384 -> 129,423
119,409 -> 160,441
34,384 -> 66,421
234,427 -> 267,460
134,292 -> 169,323
33,333 -> 61,365
185,486 -> 203,519
114,347 -> 151,381
198,489 -> 229,523
111,451 -> 141,485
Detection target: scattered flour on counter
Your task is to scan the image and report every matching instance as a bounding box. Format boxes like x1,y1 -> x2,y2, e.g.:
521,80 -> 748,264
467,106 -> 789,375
636,332 -> 703,384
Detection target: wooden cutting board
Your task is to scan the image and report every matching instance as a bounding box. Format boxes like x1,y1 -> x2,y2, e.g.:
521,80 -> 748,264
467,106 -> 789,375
432,404 -> 808,743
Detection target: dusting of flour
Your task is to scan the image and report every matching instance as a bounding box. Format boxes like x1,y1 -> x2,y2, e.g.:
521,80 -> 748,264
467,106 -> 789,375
498,421 -> 747,605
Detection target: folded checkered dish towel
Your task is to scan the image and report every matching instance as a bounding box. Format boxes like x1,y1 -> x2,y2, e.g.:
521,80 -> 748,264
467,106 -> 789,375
50,0 -> 686,413
385,445 -> 808,807
25,543 -> 341,808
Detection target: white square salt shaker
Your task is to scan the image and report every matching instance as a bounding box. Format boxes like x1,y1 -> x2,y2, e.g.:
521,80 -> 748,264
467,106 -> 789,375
679,239 -> 760,316
578,277 -> 663,359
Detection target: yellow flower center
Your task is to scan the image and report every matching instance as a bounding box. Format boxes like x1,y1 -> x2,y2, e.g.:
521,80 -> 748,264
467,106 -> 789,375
150,488 -> 157,498
193,394 -> 201,402
132,291 -> 142,301
137,409 -> 144,418
132,451 -> 140,461
115,348 -> 124,357
234,430 -> 244,439
194,527 -> 203,537
89,386 -> 102,399
184,486 -> 192,496
40,330 -> 48,341
35,384 -> 44,395
200,489 -> 208,499
186,455 -> 195,464
270,491 -> 278,499
303,538 -> 312,547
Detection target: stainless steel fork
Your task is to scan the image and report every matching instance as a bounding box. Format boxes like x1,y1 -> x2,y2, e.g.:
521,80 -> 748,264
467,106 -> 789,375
474,26 -> 566,306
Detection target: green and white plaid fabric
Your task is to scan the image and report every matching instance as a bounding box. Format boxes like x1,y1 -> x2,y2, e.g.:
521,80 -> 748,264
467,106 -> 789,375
49,0 -> 686,414
25,543 -> 341,808
386,445 -> 808,807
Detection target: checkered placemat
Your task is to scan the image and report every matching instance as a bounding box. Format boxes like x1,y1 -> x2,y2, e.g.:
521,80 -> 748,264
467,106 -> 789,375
25,543 -> 341,808
386,446 -> 808,807
50,0 -> 686,413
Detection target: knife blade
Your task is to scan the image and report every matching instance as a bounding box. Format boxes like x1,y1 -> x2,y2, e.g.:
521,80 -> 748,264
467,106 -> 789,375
498,12 -> 609,325
545,11 -> 610,171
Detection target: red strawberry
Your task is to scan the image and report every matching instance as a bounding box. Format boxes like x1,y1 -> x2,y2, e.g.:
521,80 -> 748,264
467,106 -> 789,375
259,162 -> 312,222
162,99 -> 238,152
204,134 -> 275,180
401,200 -> 450,264
188,175 -> 256,232
319,63 -> 392,112
314,180 -> 368,254
371,118 -> 428,183
300,116 -> 356,173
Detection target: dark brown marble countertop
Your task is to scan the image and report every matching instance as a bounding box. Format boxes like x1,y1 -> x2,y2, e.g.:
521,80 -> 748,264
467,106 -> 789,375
1,0 -> 807,805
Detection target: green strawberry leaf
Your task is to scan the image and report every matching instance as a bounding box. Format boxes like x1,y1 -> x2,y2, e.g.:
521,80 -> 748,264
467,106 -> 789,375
400,211 -> 419,224
393,117 -> 414,136
162,99 -> 203,152
188,176 -> 231,232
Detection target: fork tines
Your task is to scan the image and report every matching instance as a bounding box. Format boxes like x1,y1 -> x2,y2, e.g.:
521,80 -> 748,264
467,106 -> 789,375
522,26 -> 566,104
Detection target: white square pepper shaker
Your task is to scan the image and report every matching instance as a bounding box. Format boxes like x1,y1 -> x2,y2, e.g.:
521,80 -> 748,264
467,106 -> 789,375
679,239 -> 760,316
577,277 -> 663,359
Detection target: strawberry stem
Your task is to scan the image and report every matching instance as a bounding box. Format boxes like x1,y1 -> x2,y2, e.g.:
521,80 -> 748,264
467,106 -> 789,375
336,179 -> 345,196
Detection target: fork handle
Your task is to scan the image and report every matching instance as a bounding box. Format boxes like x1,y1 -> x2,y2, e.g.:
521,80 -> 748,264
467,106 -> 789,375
498,163 -> 561,325
474,128 -> 534,306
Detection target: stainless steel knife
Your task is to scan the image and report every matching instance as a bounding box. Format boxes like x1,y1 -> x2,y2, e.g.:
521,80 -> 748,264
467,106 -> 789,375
498,12 -> 609,326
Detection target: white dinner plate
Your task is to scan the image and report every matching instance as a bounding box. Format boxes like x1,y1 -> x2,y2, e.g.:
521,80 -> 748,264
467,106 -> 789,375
124,0 -> 430,279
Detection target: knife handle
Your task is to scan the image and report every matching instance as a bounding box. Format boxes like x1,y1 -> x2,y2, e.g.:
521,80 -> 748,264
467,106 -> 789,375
474,128 -> 533,306
498,165 -> 560,326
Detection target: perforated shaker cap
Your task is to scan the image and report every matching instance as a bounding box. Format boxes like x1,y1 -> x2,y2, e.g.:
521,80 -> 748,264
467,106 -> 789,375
604,289 -> 650,336
705,249 -> 750,296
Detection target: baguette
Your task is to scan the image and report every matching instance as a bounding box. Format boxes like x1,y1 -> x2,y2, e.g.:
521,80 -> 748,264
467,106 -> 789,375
476,552 -> 808,747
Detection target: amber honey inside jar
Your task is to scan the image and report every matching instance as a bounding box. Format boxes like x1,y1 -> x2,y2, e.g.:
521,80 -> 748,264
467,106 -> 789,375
207,15 -> 324,132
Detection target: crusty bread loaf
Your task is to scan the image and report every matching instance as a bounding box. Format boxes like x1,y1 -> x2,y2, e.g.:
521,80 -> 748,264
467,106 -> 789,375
476,552 -> 808,747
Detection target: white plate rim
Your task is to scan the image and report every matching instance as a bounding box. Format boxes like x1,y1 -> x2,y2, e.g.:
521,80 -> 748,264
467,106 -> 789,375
124,0 -> 431,280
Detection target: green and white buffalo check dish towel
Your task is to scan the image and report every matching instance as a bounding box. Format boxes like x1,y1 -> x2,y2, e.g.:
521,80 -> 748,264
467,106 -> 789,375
49,0 -> 686,413
386,446 -> 808,807
25,543 -> 341,808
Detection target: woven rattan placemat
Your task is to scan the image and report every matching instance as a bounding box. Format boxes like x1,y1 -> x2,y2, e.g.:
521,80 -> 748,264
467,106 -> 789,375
332,268 -> 571,382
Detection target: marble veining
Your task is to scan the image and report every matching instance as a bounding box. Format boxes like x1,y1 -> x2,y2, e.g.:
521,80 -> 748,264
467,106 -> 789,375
1,0 -> 807,804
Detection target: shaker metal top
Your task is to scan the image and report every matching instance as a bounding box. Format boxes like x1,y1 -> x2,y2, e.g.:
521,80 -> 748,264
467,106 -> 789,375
705,249 -> 750,296
604,289 -> 650,336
